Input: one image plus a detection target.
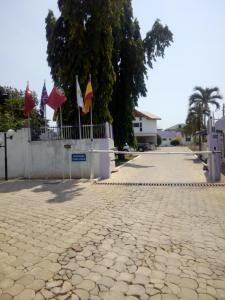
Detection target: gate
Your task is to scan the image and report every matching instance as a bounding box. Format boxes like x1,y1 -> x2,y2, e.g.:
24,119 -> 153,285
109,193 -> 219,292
88,148 -> 221,183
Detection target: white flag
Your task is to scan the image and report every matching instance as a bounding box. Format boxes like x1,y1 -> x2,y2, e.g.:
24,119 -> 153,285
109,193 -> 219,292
76,76 -> 83,108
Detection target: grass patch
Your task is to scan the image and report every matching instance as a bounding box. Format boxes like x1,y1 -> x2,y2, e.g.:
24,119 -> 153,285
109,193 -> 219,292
115,154 -> 137,167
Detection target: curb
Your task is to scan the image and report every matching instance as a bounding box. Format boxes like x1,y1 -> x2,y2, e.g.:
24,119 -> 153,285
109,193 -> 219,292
114,154 -> 141,171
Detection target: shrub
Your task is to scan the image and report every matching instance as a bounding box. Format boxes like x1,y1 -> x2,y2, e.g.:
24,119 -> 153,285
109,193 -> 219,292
157,134 -> 162,146
171,139 -> 180,146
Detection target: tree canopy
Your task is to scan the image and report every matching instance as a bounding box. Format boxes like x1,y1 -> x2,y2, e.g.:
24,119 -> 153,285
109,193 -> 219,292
46,0 -> 173,148
184,86 -> 223,150
189,86 -> 223,128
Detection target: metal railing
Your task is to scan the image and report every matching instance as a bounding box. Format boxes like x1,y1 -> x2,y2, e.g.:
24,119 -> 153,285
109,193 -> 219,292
31,123 -> 111,141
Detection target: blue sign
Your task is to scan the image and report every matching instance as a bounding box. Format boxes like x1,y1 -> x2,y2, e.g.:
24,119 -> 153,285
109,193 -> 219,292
72,153 -> 86,162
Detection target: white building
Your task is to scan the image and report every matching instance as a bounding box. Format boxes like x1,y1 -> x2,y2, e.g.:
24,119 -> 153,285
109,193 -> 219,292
158,130 -> 183,147
158,123 -> 192,147
133,109 -> 161,146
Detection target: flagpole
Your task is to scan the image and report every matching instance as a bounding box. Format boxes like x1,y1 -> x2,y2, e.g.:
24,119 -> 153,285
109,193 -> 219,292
89,74 -> 93,142
44,105 -> 47,134
90,104 -> 93,141
27,81 -> 31,143
27,113 -> 31,180
44,80 -> 47,134
59,106 -> 65,180
60,106 -> 63,139
28,113 -> 31,142
76,75 -> 82,139
25,81 -> 34,180
89,74 -> 94,180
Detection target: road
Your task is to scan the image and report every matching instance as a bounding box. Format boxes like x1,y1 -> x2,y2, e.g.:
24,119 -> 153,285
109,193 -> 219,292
0,147 -> 225,299
107,146 -> 207,183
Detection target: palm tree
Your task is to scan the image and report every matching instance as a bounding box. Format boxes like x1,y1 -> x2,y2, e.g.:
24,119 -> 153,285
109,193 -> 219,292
189,86 -> 223,128
184,104 -> 210,150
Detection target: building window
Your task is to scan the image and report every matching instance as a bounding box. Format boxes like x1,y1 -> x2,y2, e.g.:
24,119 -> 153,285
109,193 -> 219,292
139,117 -> 142,121
163,138 -> 167,141
186,137 -> 191,142
140,122 -> 142,132
133,122 -> 140,127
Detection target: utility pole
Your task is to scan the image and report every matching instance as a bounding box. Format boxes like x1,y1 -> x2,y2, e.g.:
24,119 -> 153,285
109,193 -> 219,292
0,130 -> 15,181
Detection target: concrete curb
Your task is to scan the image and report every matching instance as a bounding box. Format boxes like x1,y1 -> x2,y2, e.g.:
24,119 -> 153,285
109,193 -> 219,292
114,154 -> 141,171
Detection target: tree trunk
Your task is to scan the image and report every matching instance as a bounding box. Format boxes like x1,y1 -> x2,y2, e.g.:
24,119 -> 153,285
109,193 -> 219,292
199,135 -> 202,151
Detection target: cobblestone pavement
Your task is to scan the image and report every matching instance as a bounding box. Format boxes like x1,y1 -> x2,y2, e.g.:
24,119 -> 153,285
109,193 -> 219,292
108,147 -> 207,183
1,179 -> 225,300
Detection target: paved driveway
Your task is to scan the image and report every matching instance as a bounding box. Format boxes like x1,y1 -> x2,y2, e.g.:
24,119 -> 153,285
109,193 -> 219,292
0,151 -> 225,299
108,146 -> 207,183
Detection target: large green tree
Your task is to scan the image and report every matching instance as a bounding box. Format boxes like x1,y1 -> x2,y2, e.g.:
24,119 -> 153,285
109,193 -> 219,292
110,1 -> 173,148
45,0 -> 173,147
46,0 -> 120,124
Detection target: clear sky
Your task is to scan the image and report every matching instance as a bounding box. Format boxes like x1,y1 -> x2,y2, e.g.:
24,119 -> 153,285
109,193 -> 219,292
0,0 -> 225,129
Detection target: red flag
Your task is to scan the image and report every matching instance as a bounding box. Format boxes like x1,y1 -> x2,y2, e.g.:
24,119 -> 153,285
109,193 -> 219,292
46,86 -> 67,110
24,83 -> 35,115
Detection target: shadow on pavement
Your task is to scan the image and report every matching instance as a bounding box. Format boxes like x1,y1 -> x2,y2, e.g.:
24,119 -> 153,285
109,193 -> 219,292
123,163 -> 155,169
184,158 -> 202,163
0,179 -> 86,203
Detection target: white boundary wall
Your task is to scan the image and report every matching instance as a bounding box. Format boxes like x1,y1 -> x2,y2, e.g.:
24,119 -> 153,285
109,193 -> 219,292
0,129 -> 115,179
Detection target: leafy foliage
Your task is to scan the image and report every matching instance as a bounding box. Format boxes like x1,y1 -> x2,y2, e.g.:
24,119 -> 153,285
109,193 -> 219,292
46,0 -> 119,124
144,19 -> 173,69
184,86 -> 223,150
188,86 -> 223,128
170,139 -> 180,146
0,86 -> 44,132
45,0 -> 173,148
157,134 -> 162,146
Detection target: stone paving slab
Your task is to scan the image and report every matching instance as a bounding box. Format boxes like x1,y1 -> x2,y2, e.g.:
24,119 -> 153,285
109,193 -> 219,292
0,180 -> 225,299
107,146 -> 208,183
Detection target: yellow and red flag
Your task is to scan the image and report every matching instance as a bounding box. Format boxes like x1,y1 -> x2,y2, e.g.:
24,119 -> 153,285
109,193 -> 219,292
82,79 -> 93,114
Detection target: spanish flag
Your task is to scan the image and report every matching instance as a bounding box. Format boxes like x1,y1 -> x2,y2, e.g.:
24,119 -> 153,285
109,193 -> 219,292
82,79 -> 93,114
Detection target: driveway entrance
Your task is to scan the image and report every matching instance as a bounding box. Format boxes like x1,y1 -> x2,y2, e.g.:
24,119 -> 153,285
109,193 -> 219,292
106,147 -> 208,184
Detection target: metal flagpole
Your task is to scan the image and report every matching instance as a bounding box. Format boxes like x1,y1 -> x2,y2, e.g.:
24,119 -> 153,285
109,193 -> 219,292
76,75 -> 82,139
27,113 -> 31,180
44,80 -> 47,134
60,106 -> 63,139
26,81 -> 32,179
44,105 -> 47,134
89,74 -> 93,142
89,74 -> 94,180
27,81 -> 31,143
59,106 -> 65,181
28,113 -> 31,142
90,103 -> 93,141
69,148 -> 72,181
